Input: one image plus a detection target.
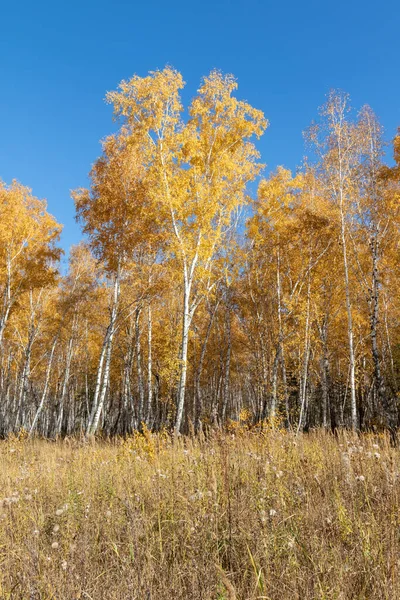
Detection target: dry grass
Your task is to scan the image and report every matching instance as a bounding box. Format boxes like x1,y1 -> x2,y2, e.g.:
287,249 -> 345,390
0,427 -> 399,599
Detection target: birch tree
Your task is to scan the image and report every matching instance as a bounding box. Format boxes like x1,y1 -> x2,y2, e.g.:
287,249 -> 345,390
306,92 -> 363,430
0,180 -> 61,347
73,132 -> 158,435
108,67 -> 267,433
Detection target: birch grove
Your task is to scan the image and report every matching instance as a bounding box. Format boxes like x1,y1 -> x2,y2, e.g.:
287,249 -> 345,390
0,71 -> 398,437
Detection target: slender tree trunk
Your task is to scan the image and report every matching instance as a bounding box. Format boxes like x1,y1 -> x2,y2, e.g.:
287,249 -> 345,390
89,330 -> 114,435
297,267 -> 312,433
280,347 -> 290,427
56,317 -> 77,435
15,301 -> 37,431
370,235 -> 397,439
87,269 -> 120,436
212,368 -> 223,426
175,277 -> 193,435
270,346 -> 280,419
29,338 -> 57,435
135,306 -> 145,428
0,257 -> 12,349
320,319 -> 330,428
259,341 -> 268,422
340,201 -> 358,429
383,294 -> 397,393
194,301 -> 219,432
271,244 -> 284,420
221,304 -> 232,424
122,324 -> 135,433
370,235 -> 384,407
0,304 -> 11,349
146,302 -> 153,424
86,334 -> 108,434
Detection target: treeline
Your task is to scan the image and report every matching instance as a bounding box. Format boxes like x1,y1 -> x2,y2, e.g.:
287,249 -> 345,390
0,67 -> 399,437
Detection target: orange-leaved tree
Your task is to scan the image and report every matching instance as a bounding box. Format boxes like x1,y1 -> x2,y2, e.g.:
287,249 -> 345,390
108,67 -> 267,433
73,131 -> 161,435
0,180 -> 61,348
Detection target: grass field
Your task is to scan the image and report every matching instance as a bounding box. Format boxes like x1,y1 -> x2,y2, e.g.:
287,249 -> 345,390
0,427 -> 399,599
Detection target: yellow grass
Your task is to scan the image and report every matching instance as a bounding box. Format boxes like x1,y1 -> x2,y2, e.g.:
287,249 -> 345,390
0,428 -> 399,599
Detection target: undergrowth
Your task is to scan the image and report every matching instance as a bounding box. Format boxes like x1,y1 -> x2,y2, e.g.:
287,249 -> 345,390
0,427 -> 398,599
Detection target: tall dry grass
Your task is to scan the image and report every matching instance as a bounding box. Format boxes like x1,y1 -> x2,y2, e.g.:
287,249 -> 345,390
0,427 -> 399,599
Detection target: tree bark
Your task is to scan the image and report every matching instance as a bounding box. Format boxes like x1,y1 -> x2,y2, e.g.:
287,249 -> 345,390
87,269 -> 120,436
29,338 -> 57,435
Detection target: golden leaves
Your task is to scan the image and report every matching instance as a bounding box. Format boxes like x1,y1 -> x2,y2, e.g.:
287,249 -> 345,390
0,180 -> 62,295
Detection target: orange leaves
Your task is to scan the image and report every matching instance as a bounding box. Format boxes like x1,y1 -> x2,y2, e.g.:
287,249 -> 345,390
73,131 -> 163,274
102,65 -> 268,294
0,180 -> 62,300
106,67 -> 184,143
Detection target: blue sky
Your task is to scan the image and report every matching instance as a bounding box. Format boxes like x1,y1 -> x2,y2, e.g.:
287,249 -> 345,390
1,0 -> 399,266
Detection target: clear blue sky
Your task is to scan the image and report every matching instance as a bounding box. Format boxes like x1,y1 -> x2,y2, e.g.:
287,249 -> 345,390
1,0 -> 399,265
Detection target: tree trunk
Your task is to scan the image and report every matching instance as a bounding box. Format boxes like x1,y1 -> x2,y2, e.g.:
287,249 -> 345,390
270,345 -> 280,419
175,278 -> 193,435
135,306 -> 145,428
221,304 -> 232,424
370,235 -> 397,439
297,267 -> 312,434
87,269 -> 120,436
340,201 -> 358,429
194,301 -> 219,432
146,302 -> 153,424
29,338 -> 57,435
56,316 -> 77,436
0,257 -> 12,348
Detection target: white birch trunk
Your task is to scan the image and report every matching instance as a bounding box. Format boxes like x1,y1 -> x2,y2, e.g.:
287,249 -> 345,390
87,269 -> 120,436
29,338 -> 57,435
135,306 -> 145,428
175,279 -> 192,434
146,302 -> 153,425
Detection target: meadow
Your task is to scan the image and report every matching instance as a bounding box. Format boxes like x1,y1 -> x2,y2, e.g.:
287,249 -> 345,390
0,427 -> 399,599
